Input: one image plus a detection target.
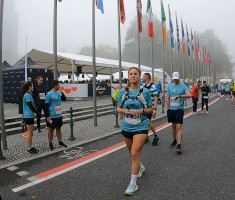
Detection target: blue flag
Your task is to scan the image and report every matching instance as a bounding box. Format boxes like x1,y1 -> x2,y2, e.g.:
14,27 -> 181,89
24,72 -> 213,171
169,5 -> 174,48
96,0 -> 104,14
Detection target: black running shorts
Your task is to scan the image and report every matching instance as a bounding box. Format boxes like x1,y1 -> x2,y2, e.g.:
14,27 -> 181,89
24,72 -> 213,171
167,109 -> 184,124
47,117 -> 63,129
24,118 -> 34,125
122,130 -> 148,139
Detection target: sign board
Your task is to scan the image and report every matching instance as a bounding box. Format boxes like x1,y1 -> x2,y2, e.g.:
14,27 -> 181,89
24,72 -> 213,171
60,84 -> 88,98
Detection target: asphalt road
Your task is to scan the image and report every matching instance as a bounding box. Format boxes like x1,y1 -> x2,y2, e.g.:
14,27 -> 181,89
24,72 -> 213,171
0,97 -> 234,200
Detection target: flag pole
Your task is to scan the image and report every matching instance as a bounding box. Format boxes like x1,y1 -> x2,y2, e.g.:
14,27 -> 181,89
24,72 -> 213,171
181,19 -> 185,81
136,0 -> 140,69
25,35 -> 28,81
161,0 -> 166,113
176,12 -> 179,72
53,0 -> 58,80
92,0 -> 97,126
117,0 -> 122,91
151,39 -> 154,82
168,5 -> 173,78
0,0 -> 7,156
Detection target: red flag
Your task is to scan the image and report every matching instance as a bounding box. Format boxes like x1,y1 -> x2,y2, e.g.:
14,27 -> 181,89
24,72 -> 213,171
138,0 -> 142,33
120,0 -> 125,24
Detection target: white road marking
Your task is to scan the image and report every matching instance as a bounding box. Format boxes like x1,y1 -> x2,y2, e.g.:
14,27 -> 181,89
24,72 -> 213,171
16,171 -> 29,176
7,166 -> 19,171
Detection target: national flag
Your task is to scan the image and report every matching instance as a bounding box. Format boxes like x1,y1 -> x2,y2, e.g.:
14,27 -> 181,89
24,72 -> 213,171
195,34 -> 198,61
197,36 -> 201,63
168,5 -> 174,48
186,23 -> 190,56
147,0 -> 154,39
176,13 -> 180,50
181,19 -> 186,54
120,0 -> 125,24
161,0 -> 166,44
191,29 -> 194,59
96,0 -> 104,14
209,55 -> 212,69
137,0 -> 142,33
203,47 -> 206,66
205,49 -> 208,66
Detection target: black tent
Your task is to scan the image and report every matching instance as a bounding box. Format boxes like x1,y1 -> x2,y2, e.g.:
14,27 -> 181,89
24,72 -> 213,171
2,61 -> 12,69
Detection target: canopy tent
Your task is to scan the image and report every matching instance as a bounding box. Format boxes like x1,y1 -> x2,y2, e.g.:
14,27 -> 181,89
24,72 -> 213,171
14,49 -> 170,78
2,61 -> 12,69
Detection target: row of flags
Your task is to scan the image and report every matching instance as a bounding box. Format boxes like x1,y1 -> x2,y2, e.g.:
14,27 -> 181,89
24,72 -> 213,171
95,0 -> 212,69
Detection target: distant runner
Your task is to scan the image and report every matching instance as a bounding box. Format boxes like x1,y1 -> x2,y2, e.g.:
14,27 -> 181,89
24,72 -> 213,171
107,83 -> 120,115
191,81 -> 202,114
201,81 -> 211,114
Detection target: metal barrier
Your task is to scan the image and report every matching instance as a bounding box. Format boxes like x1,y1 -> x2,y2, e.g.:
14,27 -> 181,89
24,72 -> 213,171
114,105 -> 120,128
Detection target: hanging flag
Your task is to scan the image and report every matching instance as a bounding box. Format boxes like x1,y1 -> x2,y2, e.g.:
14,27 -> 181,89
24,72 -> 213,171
96,0 -> 104,14
205,49 -> 208,66
176,13 -> 180,50
147,0 -> 154,39
186,24 -> 190,56
168,5 -> 174,48
195,33 -> 198,61
191,29 -> 194,59
161,0 -> 166,44
181,19 -> 186,54
203,47 -> 205,66
138,0 -> 142,33
120,0 -> 125,24
209,55 -> 212,69
197,36 -> 201,63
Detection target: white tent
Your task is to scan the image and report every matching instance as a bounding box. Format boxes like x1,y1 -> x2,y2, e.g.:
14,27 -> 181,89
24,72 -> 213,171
14,49 -> 171,82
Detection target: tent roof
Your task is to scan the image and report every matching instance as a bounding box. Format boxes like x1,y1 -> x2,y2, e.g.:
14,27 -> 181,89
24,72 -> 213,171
13,49 -> 166,76
2,61 -> 12,69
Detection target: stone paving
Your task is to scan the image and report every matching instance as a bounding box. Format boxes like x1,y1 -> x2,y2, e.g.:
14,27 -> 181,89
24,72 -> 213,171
0,93 -> 217,167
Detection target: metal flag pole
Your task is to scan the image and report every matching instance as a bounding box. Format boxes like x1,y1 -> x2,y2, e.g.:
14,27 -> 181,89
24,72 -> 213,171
92,0 -> 97,126
176,13 -> 180,72
117,0 -> 122,90
53,0 -> 58,80
161,1 -> 166,113
136,0 -> 140,70
151,39 -> 154,82
0,0 -> 7,156
168,4 -> 173,78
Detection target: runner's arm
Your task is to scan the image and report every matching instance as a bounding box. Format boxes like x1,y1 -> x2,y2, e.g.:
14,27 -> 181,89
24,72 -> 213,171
166,94 -> 170,110
27,102 -> 39,115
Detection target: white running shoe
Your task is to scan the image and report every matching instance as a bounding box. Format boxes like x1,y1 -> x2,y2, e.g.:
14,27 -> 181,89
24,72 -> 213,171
138,165 -> 145,178
124,184 -> 138,196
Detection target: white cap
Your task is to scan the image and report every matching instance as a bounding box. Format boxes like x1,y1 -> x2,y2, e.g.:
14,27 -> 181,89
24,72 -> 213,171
172,72 -> 180,80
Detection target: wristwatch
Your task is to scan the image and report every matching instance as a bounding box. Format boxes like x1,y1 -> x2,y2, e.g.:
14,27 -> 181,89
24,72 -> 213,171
154,108 -> 157,110
142,109 -> 145,113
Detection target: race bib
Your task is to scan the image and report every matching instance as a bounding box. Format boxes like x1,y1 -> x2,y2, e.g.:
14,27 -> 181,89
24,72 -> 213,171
125,110 -> 141,125
203,96 -> 208,99
170,97 -> 180,107
55,106 -> 62,115
39,93 -> 45,100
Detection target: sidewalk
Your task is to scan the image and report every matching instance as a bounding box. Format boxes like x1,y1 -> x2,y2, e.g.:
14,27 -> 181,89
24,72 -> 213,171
0,94 -> 216,168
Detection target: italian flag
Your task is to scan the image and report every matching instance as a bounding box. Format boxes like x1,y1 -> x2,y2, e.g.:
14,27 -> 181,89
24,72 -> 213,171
147,0 -> 154,39
161,0 -> 166,44
138,0 -> 142,33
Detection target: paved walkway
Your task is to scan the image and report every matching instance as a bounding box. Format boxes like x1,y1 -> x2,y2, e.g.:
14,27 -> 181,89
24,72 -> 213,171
0,94 -> 217,168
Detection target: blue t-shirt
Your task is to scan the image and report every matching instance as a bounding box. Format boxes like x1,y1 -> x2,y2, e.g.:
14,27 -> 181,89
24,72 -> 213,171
45,91 -> 62,118
225,85 -> 230,92
23,92 -> 35,118
118,88 -> 152,132
218,84 -> 222,91
167,83 -> 189,110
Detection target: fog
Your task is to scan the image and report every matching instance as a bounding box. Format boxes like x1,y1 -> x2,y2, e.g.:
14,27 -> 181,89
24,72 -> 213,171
3,0 -> 235,71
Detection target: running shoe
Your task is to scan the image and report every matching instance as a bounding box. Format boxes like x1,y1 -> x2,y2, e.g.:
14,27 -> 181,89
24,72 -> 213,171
176,144 -> 182,154
49,143 -> 54,151
145,137 -> 150,144
170,140 -> 177,148
152,136 -> 160,146
22,131 -> 28,137
124,184 -> 138,196
27,147 -> 39,154
137,164 -> 145,178
206,111 -> 208,114
200,110 -> 203,114
59,141 -> 67,148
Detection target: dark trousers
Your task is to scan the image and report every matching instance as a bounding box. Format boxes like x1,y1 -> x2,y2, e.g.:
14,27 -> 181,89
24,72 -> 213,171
192,97 -> 198,112
202,98 -> 209,111
36,104 -> 46,130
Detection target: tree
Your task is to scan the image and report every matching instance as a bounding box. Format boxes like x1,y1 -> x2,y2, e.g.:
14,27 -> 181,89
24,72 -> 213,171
79,44 -> 118,60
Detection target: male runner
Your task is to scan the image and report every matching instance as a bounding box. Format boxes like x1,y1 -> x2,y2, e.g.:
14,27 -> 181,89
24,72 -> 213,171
142,73 -> 160,146
166,72 -> 191,153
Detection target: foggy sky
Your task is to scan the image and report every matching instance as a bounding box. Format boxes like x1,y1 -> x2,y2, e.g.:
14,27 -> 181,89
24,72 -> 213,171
3,0 -> 235,67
